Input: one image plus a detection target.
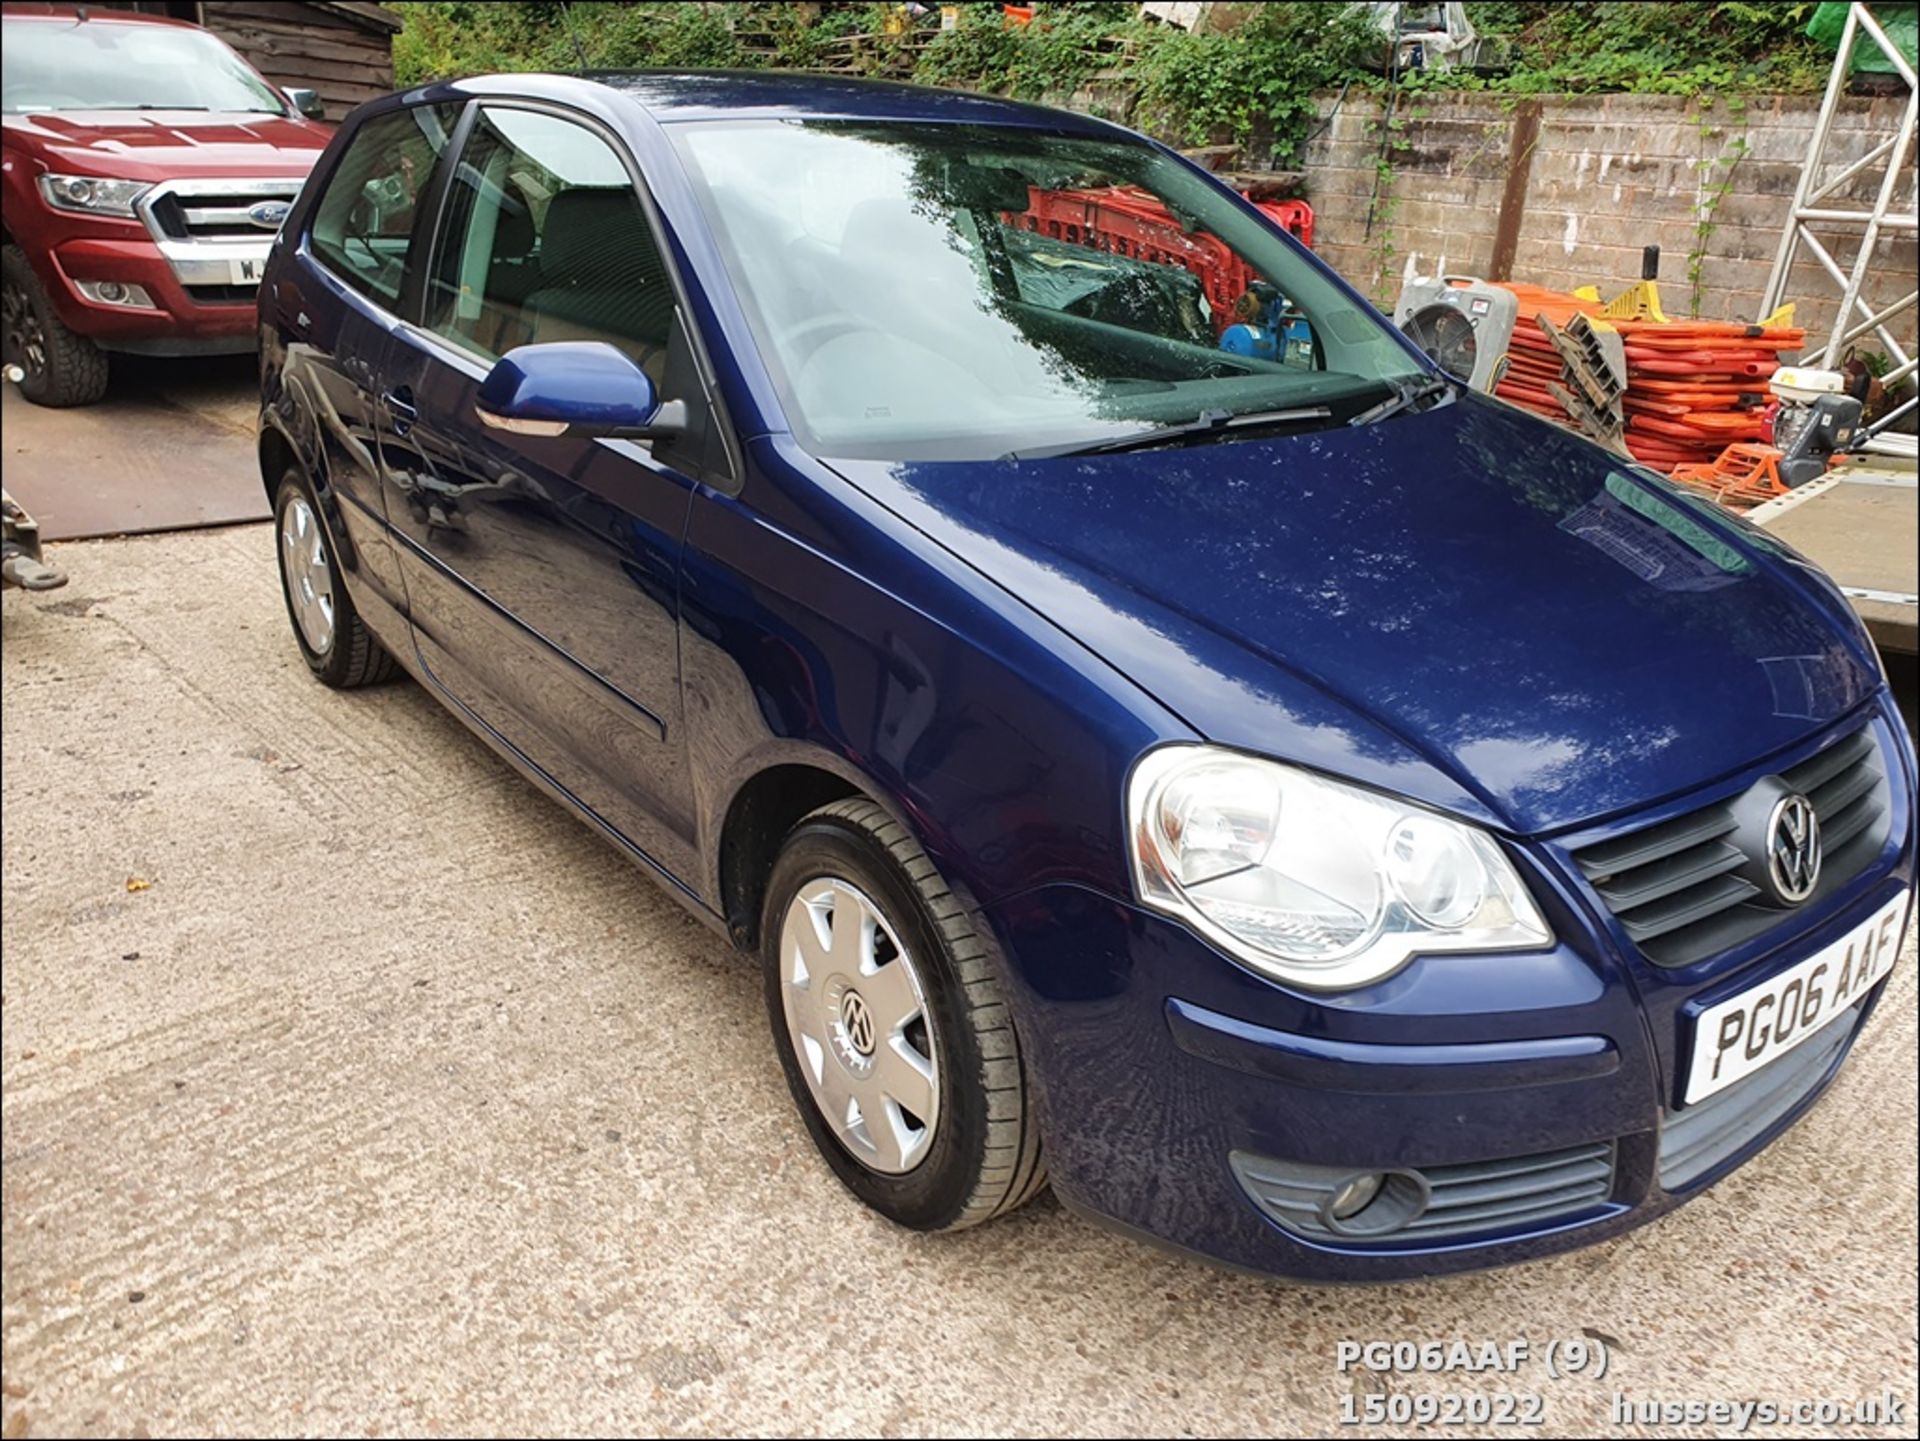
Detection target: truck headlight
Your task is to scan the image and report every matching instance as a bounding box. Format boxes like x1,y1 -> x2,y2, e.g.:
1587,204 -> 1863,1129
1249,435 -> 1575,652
37,174 -> 152,218
1127,746 -> 1551,991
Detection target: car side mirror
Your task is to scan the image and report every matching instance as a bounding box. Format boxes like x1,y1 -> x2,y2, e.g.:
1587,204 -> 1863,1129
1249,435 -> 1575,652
286,87 -> 325,120
475,342 -> 687,440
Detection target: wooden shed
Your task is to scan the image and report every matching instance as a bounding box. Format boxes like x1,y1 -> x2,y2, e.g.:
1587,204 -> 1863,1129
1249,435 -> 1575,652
100,2 -> 402,121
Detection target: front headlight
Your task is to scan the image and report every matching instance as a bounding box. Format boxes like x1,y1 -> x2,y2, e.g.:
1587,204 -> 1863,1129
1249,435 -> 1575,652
37,174 -> 152,218
1128,746 -> 1551,990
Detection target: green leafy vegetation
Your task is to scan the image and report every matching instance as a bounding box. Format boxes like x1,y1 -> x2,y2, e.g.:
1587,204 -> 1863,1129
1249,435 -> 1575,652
914,2 -> 1135,102
1468,2 -> 1832,97
391,2 -> 1841,164
1127,5 -> 1380,155
1687,97 -> 1752,318
392,1 -> 746,83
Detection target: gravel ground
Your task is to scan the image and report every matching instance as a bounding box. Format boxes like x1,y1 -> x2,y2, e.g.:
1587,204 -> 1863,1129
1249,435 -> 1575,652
2,526 -> 1915,1439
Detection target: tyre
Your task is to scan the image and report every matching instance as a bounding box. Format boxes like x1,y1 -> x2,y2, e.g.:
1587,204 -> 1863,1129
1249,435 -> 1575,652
273,467 -> 398,689
761,797 -> 1046,1231
2,244 -> 109,407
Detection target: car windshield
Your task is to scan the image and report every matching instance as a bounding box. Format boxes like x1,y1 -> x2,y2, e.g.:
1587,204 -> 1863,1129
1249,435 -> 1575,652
671,120 -> 1428,461
1,17 -> 286,116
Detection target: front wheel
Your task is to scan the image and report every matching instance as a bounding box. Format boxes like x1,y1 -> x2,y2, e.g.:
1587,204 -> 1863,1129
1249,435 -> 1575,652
2,244 -> 108,407
761,798 -> 1046,1231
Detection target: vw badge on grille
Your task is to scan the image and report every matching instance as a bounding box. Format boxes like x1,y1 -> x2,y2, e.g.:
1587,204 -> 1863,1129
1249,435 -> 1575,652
1765,793 -> 1822,903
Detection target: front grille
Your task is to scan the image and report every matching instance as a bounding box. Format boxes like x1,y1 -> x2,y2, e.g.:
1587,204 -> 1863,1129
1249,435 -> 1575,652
1231,1140 -> 1616,1245
1658,1003 -> 1861,1190
145,181 -> 300,242
1571,722 -> 1890,968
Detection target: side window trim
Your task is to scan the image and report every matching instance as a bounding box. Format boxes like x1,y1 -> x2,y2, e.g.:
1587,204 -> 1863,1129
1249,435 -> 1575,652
426,96 -> 742,494
393,317 -> 491,382
302,99 -> 465,322
399,99 -> 478,327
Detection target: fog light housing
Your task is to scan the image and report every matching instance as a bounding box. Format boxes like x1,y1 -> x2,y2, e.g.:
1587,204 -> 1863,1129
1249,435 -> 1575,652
74,280 -> 156,310
1329,1172 -> 1382,1219
1319,1169 -> 1429,1237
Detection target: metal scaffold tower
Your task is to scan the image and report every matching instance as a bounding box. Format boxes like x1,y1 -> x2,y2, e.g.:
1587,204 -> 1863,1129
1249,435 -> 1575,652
1760,2 -> 1917,391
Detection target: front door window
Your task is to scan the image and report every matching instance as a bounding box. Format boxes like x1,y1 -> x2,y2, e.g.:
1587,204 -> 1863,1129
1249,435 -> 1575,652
425,106 -> 677,385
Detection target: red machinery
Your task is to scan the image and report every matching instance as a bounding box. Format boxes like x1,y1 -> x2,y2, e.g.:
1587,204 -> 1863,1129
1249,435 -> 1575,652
1004,185 -> 1313,336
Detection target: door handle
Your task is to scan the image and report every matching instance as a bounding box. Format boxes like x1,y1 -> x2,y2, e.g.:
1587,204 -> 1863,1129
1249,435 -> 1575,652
383,387 -> 417,437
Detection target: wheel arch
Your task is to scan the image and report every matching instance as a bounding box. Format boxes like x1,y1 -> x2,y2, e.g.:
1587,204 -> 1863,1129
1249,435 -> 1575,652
258,421 -> 296,505
262,417 -> 393,619
715,759 -> 862,951
712,748 -> 986,957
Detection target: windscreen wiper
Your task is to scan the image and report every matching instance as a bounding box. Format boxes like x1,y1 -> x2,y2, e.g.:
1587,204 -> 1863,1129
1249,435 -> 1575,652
1348,374 -> 1455,427
1005,405 -> 1334,461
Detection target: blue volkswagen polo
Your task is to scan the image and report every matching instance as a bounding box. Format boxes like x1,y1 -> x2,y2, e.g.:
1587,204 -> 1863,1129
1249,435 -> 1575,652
257,71 -> 1915,1281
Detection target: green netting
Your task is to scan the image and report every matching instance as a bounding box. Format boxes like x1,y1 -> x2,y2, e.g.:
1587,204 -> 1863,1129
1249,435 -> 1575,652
1807,2 -> 1918,76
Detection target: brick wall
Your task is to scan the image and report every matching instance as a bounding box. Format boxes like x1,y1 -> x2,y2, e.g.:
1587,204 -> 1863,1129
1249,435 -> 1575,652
1300,90 -> 1917,362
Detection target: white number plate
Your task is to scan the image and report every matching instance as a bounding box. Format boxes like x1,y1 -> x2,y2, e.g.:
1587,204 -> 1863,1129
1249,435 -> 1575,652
227,255 -> 266,286
1684,890 -> 1910,1105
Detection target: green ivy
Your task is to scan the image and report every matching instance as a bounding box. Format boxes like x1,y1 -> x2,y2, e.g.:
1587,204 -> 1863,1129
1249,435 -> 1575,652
394,1 -> 752,82
391,1 -> 1840,153
1129,5 -> 1381,157
1466,2 -> 1830,100
1687,96 -> 1751,318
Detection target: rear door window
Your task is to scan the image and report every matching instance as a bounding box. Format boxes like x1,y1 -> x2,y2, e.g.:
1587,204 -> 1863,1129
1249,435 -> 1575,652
309,103 -> 461,307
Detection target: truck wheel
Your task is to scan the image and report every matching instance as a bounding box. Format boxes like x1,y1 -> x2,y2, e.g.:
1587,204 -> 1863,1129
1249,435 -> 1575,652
761,797 -> 1047,1232
2,245 -> 109,408
274,467 -> 398,689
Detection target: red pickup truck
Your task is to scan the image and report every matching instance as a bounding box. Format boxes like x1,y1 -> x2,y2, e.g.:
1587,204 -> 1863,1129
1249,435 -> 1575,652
1,2 -> 333,406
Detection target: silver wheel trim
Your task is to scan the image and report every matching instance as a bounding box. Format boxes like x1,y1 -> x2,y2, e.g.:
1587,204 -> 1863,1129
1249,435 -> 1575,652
279,493 -> 335,656
778,877 -> 941,1175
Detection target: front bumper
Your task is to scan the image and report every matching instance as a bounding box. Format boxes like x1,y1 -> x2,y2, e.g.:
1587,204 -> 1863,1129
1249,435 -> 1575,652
43,234 -> 263,349
983,703 -> 1916,1282
30,178 -> 299,350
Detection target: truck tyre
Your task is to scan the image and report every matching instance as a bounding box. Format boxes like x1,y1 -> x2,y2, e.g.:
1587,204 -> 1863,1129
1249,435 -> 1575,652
2,245 -> 109,408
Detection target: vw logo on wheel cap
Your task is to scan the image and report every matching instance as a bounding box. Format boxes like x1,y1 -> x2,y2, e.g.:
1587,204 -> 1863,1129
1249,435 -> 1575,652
1765,793 -> 1822,904
838,989 -> 876,1057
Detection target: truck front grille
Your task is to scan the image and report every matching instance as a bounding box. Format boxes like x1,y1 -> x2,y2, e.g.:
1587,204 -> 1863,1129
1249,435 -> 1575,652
143,180 -> 302,242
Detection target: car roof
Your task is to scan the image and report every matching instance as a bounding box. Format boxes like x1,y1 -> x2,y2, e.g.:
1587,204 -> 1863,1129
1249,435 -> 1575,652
455,69 -> 1124,136
1,1 -> 203,28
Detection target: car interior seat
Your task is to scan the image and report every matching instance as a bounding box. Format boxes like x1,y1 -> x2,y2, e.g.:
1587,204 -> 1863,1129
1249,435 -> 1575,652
524,187 -> 674,383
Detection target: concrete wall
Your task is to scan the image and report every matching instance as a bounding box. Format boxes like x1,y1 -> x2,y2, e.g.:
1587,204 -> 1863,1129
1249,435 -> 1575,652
1300,90 -> 1917,363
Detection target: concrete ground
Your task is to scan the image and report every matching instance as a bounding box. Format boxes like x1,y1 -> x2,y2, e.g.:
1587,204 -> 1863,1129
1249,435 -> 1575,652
2,525 -> 1915,1439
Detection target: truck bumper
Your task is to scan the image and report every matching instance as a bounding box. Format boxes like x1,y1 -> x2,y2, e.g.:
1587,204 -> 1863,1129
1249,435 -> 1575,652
42,233 -> 267,353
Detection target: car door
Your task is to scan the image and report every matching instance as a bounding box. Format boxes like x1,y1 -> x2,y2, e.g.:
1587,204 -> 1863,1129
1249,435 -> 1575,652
377,102 -> 719,887
274,102 -> 462,626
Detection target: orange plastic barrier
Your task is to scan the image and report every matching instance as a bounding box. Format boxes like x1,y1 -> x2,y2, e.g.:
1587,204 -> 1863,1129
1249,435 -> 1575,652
1624,355 -> 1777,378
1485,280 -> 1802,475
